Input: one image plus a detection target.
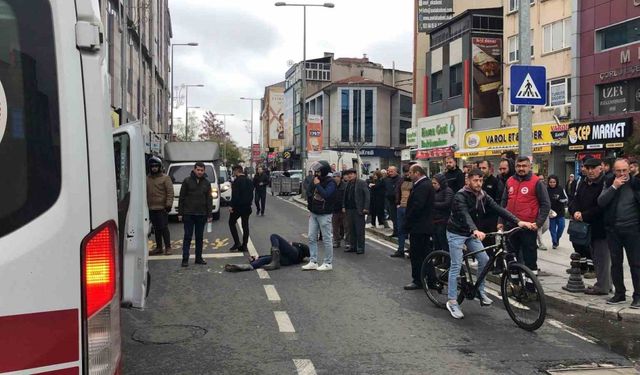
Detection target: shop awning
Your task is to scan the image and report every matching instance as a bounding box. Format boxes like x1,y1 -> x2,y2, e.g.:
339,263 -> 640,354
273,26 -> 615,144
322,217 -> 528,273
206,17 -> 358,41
411,146 -> 454,160
455,144 -> 552,158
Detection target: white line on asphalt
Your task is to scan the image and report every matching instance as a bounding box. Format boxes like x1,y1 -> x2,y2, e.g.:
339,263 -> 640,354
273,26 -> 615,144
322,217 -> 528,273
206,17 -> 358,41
236,223 -> 259,258
264,285 -> 281,302
547,319 -> 598,344
293,359 -> 317,375
256,268 -> 270,279
148,253 -> 245,261
274,311 -> 296,333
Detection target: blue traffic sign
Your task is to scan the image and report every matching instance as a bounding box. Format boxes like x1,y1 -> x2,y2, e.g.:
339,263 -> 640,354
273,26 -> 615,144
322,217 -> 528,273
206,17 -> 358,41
510,65 -> 546,105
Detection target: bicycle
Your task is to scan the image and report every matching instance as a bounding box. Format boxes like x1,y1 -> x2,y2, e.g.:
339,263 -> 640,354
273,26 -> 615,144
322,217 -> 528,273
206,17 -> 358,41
420,227 -> 546,331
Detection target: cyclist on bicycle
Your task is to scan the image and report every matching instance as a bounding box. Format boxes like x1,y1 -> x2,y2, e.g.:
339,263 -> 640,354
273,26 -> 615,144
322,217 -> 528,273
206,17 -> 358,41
445,169 -> 535,319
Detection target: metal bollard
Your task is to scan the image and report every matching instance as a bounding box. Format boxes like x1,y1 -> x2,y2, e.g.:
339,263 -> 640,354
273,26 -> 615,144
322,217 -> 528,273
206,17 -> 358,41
562,252 -> 586,293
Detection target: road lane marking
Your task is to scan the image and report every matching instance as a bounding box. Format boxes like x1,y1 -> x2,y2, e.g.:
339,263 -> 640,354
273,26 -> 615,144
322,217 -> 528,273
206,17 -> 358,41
293,359 -> 317,375
264,285 -> 281,302
547,319 -> 598,344
236,224 -> 259,258
274,311 -> 295,333
148,253 -> 244,261
256,269 -> 270,279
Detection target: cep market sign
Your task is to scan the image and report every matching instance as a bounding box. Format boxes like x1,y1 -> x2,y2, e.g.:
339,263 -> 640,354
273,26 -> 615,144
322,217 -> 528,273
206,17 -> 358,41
568,118 -> 633,150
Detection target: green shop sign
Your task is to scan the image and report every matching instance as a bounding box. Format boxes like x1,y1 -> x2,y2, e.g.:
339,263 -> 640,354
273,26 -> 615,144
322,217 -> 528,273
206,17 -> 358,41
419,122 -> 455,149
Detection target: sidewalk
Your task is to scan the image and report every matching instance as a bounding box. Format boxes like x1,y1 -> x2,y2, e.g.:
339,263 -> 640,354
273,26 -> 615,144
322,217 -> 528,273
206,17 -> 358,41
290,195 -> 638,322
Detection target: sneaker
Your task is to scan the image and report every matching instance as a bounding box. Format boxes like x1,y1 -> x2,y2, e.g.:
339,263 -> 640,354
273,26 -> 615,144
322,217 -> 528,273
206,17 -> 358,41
302,262 -> 318,271
446,301 -> 464,319
606,294 -> 626,305
631,297 -> 640,309
317,263 -> 333,271
478,293 -> 493,306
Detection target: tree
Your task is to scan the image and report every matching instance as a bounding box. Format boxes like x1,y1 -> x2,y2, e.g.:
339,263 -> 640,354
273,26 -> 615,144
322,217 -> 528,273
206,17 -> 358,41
198,111 -> 229,143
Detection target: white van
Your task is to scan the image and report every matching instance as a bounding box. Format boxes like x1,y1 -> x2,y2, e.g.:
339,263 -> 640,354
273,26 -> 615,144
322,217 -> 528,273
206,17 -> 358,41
219,166 -> 232,205
0,2 -> 148,373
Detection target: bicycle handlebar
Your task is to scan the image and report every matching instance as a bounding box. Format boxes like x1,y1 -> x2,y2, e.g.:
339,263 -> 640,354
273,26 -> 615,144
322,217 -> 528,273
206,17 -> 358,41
484,227 -> 522,237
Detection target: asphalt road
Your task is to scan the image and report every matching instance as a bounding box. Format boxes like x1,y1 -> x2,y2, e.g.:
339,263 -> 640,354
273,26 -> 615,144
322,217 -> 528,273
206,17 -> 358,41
121,194 -> 637,374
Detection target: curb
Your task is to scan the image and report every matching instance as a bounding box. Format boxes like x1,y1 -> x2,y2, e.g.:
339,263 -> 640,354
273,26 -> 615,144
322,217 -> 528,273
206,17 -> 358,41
289,196 -> 640,323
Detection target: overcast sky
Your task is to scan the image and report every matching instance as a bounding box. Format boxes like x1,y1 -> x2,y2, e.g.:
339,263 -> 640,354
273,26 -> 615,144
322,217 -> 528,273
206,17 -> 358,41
169,0 -> 413,147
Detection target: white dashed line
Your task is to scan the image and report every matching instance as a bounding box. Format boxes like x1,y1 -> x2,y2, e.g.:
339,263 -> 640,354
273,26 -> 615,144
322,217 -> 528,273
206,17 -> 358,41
256,268 -> 270,279
236,223 -> 259,258
264,285 -> 281,302
274,311 -> 296,333
293,359 -> 317,375
547,319 -> 598,344
148,253 -> 245,261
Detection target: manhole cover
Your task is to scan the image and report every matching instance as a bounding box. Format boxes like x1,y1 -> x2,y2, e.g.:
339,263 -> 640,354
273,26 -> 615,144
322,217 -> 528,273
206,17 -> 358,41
132,324 -> 207,345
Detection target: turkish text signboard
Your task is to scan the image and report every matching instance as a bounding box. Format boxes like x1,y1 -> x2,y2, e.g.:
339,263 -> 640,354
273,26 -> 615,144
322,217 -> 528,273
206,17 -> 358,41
568,118 -> 633,150
416,109 -> 465,150
417,0 -> 454,32
306,115 -> 323,154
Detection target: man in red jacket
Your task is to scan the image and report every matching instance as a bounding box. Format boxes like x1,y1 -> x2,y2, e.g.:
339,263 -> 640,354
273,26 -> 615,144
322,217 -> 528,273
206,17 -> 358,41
499,156 -> 551,274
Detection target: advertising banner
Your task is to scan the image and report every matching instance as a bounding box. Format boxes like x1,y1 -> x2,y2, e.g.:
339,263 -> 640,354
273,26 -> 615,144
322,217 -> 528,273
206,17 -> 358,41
307,115 -> 323,154
417,0 -> 454,32
268,91 -> 285,141
568,118 -> 633,150
252,144 -> 261,162
471,37 -> 502,119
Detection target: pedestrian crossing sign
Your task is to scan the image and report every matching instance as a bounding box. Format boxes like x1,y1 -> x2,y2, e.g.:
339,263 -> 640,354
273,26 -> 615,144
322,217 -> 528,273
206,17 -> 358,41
510,65 -> 546,105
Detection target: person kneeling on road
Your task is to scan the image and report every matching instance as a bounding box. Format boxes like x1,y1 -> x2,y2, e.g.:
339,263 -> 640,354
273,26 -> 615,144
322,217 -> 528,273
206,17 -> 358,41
224,234 -> 310,272
445,169 -> 535,320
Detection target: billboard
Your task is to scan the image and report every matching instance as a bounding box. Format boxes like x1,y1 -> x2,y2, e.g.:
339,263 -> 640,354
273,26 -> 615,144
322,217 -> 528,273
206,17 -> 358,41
284,89 -> 294,148
267,91 -> 285,141
252,144 -> 261,162
471,37 -> 502,119
417,0 -> 454,33
306,115 -> 323,154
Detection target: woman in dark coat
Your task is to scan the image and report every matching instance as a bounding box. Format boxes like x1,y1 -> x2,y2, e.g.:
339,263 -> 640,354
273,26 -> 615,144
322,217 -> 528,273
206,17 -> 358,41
431,173 -> 454,251
369,171 -> 388,228
547,175 -> 568,249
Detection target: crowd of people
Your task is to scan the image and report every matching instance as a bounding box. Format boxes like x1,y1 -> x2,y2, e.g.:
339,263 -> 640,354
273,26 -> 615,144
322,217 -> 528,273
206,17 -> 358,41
145,152 -> 640,319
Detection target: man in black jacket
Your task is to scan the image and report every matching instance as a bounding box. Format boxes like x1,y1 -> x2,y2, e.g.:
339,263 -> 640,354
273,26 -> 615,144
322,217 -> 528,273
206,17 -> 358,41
569,157 -> 610,295
403,165 -> 436,290
253,167 -> 269,216
478,160 -> 501,251
445,169 -> 532,319
344,168 -> 370,254
444,156 -> 465,193
332,172 -> 346,248
598,158 -> 640,308
431,173 -> 453,251
178,162 -> 213,267
229,165 -> 254,252
384,166 -> 401,237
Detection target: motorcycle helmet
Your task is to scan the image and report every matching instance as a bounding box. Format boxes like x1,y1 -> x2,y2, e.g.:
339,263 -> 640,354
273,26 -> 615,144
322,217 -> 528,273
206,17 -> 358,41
309,160 -> 331,177
148,156 -> 162,169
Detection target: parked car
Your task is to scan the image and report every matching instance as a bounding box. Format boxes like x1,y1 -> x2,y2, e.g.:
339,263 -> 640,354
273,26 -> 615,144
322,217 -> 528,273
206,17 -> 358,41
219,166 -> 231,205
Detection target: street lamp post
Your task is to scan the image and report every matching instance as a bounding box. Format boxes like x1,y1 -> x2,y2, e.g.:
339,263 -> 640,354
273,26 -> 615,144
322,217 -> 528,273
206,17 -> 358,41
240,97 -> 261,173
184,84 -> 204,140
214,113 -> 234,164
275,2 -> 334,170
170,42 -> 198,138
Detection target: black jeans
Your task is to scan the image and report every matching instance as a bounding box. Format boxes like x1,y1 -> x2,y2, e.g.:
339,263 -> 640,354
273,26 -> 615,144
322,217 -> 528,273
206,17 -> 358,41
347,209 -> 366,251
409,233 -> 433,286
149,209 -> 171,249
254,189 -> 267,214
269,234 -> 301,266
387,197 -> 398,234
229,210 -> 250,248
607,228 -> 640,298
432,222 -> 449,252
182,215 -> 207,261
507,228 -> 538,271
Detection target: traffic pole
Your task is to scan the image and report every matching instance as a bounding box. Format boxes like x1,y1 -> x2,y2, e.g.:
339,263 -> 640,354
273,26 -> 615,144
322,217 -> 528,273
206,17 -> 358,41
518,0 -> 533,158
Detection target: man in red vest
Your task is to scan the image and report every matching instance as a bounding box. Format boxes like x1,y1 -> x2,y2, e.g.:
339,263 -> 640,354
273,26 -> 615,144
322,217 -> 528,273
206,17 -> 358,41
499,156 -> 551,274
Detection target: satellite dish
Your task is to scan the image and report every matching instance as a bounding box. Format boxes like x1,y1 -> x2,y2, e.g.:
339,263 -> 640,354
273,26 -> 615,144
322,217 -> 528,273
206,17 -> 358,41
287,59 -> 295,67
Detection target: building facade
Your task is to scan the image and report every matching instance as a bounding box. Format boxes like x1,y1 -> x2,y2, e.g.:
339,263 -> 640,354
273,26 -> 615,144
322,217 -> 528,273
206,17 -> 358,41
572,0 -> 640,170
102,0 -> 172,155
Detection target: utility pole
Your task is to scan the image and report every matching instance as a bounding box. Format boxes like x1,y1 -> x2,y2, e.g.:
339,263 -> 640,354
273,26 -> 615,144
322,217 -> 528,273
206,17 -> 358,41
518,0 -> 533,157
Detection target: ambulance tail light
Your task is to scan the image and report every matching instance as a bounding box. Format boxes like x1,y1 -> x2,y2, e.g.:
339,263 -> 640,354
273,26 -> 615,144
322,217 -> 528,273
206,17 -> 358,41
82,221 -> 121,375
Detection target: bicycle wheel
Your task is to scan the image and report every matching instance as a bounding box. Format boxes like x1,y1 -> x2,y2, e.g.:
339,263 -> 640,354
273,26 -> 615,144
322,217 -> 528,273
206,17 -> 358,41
500,263 -> 546,331
421,250 -> 458,308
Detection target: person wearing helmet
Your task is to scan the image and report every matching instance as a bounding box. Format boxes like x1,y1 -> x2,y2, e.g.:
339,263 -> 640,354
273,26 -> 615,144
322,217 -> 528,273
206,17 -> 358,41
302,160 -> 338,271
146,156 -> 174,255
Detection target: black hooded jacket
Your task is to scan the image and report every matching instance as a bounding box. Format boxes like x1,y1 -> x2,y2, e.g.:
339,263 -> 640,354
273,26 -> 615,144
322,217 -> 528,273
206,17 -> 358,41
432,173 -> 453,224
497,158 -> 515,200
445,167 -> 465,193
178,171 -> 213,216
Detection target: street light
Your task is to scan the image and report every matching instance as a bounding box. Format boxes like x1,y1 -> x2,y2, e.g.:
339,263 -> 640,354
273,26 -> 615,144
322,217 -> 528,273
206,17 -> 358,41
240,97 -> 261,172
184,84 -> 204,140
170,42 -> 198,138
214,113 -> 234,164
275,2 -> 334,169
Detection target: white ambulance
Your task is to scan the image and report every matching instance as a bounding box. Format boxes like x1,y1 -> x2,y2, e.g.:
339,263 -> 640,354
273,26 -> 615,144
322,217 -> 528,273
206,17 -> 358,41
0,1 -> 148,374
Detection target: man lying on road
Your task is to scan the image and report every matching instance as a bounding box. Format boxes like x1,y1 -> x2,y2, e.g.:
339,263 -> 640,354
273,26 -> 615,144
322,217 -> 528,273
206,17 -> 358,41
224,234 -> 310,272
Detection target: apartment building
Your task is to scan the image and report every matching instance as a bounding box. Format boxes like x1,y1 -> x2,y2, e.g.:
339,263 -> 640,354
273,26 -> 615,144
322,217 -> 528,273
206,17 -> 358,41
102,0 -> 172,154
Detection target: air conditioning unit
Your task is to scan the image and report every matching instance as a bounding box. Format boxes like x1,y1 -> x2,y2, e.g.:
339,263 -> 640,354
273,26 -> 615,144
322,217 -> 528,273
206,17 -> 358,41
554,106 -> 571,119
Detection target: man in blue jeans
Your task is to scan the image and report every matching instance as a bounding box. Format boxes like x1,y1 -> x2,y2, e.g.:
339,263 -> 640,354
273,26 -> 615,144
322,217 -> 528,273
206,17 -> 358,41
445,169 -> 533,319
302,160 -> 337,271
178,162 -> 213,267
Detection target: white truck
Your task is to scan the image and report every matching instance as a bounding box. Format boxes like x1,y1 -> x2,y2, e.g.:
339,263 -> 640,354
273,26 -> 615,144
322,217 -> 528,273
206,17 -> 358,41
306,150 -> 361,176
164,142 -> 221,220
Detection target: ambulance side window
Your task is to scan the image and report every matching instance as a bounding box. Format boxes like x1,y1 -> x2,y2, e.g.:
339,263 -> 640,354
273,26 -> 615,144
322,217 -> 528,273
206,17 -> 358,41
113,133 -> 131,203
0,0 -> 60,237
